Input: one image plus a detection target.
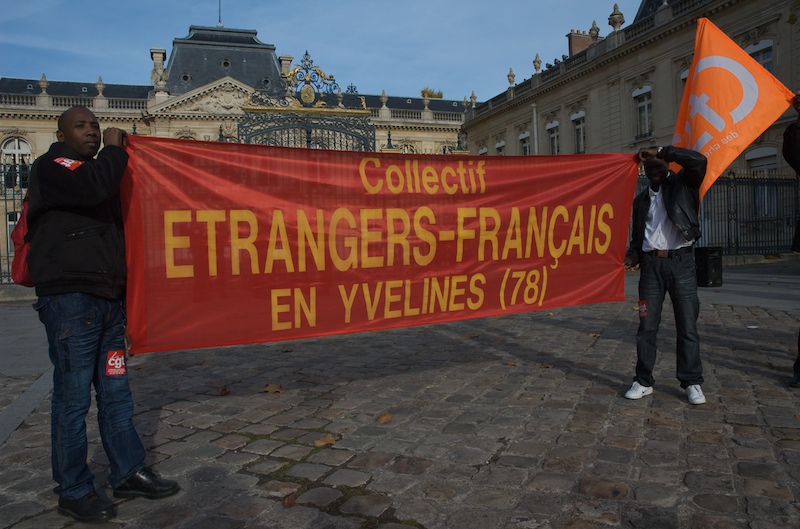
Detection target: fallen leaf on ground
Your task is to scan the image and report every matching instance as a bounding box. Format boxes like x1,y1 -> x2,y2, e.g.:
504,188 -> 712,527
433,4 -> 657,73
465,332 -> 480,339
263,383 -> 285,394
219,387 -> 230,396
540,363 -> 554,369
492,337 -> 506,343
507,360 -> 517,366
314,434 -> 337,447
589,333 -> 601,338
283,493 -> 297,508
376,412 -> 393,424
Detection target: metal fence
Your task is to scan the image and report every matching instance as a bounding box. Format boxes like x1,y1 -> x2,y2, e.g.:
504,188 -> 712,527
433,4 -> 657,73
636,171 -> 800,255
2,166 -> 798,284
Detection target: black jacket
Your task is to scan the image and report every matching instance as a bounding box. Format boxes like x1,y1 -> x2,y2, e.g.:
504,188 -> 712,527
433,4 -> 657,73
784,123 -> 800,173
26,141 -> 129,299
625,146 -> 708,267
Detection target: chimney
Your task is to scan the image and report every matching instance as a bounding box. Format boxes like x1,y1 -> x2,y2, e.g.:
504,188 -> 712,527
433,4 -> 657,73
567,29 -> 596,56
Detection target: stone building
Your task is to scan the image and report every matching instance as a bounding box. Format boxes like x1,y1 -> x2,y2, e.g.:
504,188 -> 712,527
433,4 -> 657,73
0,24 -> 471,280
461,0 -> 796,176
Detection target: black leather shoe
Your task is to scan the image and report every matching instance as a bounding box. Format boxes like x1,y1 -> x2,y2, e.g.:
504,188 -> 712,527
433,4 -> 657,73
113,467 -> 180,499
790,373 -> 800,388
58,490 -> 116,523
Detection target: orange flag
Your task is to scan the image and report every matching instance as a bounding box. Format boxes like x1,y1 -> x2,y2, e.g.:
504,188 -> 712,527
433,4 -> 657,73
672,18 -> 793,198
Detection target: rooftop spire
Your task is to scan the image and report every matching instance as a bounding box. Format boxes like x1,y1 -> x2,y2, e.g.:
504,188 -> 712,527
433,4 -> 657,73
217,0 -> 223,27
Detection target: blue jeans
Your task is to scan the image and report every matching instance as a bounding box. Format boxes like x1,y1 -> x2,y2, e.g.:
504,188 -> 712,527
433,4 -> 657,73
634,251 -> 703,388
34,293 -> 145,499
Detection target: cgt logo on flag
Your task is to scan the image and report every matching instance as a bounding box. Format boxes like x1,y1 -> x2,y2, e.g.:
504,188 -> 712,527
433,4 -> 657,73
672,18 -> 794,198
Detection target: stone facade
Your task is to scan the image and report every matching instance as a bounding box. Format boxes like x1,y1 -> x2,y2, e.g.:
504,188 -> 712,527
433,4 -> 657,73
0,25 -> 470,279
461,0 -> 797,176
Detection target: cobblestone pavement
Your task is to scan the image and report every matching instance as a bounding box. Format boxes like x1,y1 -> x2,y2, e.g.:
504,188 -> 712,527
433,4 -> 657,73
1,262 -> 800,529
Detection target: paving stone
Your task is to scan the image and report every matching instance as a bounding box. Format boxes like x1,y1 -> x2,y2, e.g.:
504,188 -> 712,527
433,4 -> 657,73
212,434 -> 250,450
285,462 -> 330,481
271,444 -> 314,461
297,486 -> 343,507
347,452 -> 395,469
742,478 -> 794,499
339,494 -> 392,517
385,456 -> 433,475
620,504 -> 680,529
307,449 -> 355,466
577,476 -> 629,500
692,494 -> 742,513
260,480 -> 301,499
242,439 -> 284,456
323,469 -> 371,487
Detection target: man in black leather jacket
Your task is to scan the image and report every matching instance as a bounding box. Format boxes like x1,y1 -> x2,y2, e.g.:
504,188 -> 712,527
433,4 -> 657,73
27,107 -> 179,523
782,91 -> 800,387
623,145 -> 708,405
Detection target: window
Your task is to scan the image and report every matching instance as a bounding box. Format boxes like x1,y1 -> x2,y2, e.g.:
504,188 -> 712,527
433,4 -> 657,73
2,137 -> 33,193
746,147 -> 777,176
572,112 -> 586,154
746,147 -> 778,219
633,87 -> 653,139
495,140 -> 505,156
546,121 -> 559,155
746,40 -> 773,73
519,131 -> 531,155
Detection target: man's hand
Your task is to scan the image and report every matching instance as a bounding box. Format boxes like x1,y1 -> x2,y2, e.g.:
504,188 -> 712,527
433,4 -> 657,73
623,257 -> 638,271
103,127 -> 129,149
637,147 -> 659,162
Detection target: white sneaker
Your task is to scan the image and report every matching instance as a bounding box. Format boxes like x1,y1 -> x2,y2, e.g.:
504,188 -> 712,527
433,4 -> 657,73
685,385 -> 706,405
624,381 -> 653,400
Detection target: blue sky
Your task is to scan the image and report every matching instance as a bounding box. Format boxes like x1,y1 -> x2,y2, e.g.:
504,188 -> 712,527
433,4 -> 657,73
1,0 -> 644,102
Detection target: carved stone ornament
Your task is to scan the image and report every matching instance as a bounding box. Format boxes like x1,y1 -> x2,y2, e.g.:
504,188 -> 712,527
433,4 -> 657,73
739,25 -> 771,48
173,126 -> 197,140
181,84 -> 249,115
569,98 -> 587,115
608,4 -> 625,32
1,128 -> 31,139
629,72 -> 653,91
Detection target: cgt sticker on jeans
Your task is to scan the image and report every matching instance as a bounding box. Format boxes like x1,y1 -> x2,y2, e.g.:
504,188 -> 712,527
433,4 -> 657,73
638,300 -> 648,318
106,350 -> 127,376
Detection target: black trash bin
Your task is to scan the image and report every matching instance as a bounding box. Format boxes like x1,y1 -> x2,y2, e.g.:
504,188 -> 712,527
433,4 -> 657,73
695,246 -> 722,287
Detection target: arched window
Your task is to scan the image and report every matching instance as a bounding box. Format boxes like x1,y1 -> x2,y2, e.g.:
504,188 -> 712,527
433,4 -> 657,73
2,137 -> 33,192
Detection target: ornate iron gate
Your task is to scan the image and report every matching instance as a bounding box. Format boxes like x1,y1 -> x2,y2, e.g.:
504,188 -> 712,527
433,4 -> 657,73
238,52 -> 375,151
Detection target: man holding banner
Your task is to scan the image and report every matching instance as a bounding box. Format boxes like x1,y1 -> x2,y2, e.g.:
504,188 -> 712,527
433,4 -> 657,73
623,145 -> 708,405
26,107 -> 179,523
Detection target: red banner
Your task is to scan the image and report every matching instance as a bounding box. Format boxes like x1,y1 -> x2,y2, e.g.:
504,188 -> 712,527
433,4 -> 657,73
122,136 -> 638,354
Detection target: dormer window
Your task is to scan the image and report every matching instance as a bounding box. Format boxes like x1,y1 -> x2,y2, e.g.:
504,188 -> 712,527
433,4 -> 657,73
81,87 -> 88,93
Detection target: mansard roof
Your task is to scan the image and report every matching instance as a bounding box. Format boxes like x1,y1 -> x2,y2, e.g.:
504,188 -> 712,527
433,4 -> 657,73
633,0 -> 680,22
165,25 -> 284,97
0,77 -> 150,99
